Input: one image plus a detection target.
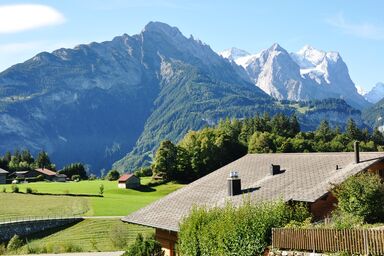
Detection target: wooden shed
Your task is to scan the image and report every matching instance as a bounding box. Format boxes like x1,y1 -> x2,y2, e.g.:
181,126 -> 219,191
118,174 -> 140,189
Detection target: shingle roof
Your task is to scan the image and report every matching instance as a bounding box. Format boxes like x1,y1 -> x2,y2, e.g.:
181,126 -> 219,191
122,152 -> 384,232
35,168 -> 57,176
118,173 -> 135,182
0,168 -> 8,174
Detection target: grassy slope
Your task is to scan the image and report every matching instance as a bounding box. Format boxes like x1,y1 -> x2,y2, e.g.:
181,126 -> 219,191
0,193 -> 89,220
1,179 -> 182,253
1,178 -> 183,217
17,219 -> 152,254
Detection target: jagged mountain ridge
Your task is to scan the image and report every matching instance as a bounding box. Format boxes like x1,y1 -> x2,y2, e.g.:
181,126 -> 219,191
0,22 -> 273,172
363,82 -> 384,104
220,45 -> 370,110
0,22 -> 369,173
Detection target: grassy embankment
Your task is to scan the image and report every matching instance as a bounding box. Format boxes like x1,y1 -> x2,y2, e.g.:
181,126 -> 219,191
0,178 -> 183,254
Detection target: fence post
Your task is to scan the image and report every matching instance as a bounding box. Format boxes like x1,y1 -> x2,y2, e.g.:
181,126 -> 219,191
363,229 -> 369,256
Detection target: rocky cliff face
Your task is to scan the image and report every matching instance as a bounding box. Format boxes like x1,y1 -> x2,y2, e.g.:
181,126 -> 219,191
221,45 -> 370,110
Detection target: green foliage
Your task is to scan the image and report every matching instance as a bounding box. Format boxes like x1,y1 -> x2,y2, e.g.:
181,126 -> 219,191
134,167 -> 153,177
329,210 -> 364,229
25,187 -> 33,194
152,140 -> 178,181
105,170 -> 120,181
333,172 -> 384,223
178,200 -> 310,256
35,150 -> 54,170
99,184 -> 104,196
0,243 -> 6,255
11,185 -> 19,193
7,234 -> 24,252
71,174 -> 81,181
59,163 -> 88,180
150,113 -> 383,183
123,233 -> 163,256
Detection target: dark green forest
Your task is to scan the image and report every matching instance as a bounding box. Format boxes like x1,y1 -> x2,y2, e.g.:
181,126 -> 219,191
151,114 -> 384,183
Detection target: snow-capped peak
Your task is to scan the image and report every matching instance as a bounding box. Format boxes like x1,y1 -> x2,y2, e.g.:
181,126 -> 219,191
294,45 -> 326,68
219,47 -> 250,61
356,85 -> 367,96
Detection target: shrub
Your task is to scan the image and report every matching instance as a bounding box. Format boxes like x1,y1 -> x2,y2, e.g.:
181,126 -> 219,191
332,172 -> 384,223
1,187 -> 5,193
330,210 -> 364,229
0,243 -> 6,255
123,233 -> 163,256
7,234 -> 24,252
11,185 -> 19,193
71,175 -> 80,181
89,174 -> 97,180
178,199 -> 310,256
26,187 -> 32,194
99,184 -> 104,196
109,225 -> 128,248
105,170 -> 120,181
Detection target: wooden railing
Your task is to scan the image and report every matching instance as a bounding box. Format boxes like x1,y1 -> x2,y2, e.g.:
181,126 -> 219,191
272,228 -> 384,255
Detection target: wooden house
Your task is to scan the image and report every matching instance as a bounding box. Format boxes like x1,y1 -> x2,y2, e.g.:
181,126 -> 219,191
123,144 -> 384,256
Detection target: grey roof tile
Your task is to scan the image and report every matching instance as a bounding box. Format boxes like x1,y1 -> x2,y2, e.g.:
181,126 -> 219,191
122,152 -> 384,232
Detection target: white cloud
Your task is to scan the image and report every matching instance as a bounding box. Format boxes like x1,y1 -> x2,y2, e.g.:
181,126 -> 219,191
326,12 -> 384,40
0,4 -> 65,34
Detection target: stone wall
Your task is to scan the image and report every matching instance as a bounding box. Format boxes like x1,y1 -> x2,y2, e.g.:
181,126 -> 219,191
0,217 -> 83,242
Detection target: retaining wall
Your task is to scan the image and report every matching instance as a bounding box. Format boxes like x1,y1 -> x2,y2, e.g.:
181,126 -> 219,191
0,217 -> 83,242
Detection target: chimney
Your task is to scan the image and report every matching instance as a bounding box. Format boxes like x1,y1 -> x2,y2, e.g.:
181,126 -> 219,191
227,171 -> 241,196
354,141 -> 360,164
271,164 -> 280,175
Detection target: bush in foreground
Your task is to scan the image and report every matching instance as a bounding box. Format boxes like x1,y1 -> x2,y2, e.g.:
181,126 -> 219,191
123,233 -> 163,256
333,172 -> 384,223
7,234 -> 24,252
178,199 -> 310,256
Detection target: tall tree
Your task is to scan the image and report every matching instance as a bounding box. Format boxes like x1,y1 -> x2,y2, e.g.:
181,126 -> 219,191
346,119 -> 361,141
35,150 -> 52,169
152,140 -> 178,180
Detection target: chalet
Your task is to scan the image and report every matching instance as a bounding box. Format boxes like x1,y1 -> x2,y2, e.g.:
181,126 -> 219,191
118,174 -> 140,189
9,168 -> 67,182
34,168 -> 59,181
122,143 -> 384,256
0,168 -> 8,184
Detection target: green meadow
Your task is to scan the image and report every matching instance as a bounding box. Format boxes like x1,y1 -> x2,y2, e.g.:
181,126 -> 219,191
1,178 -> 183,218
0,178 -> 183,254
15,219 -> 152,254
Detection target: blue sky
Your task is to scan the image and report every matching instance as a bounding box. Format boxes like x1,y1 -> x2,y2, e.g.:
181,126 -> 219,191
0,0 -> 383,91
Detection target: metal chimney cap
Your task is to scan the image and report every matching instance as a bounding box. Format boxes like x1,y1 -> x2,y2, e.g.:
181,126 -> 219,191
229,171 -> 239,178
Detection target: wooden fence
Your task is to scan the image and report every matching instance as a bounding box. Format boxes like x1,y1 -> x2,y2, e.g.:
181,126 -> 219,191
272,228 -> 384,255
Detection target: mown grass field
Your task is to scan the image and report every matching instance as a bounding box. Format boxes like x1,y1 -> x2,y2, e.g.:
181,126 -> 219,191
1,178 -> 183,218
0,178 -> 182,254
13,219 -> 152,254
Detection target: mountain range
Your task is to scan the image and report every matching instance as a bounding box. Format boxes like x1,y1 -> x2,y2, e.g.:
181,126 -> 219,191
220,45 -> 370,110
0,22 -> 377,173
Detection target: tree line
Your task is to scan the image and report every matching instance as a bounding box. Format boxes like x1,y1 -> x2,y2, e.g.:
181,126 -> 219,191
151,114 -> 384,183
0,150 -> 88,180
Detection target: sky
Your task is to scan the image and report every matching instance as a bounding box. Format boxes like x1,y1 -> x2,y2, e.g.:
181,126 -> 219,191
0,0 -> 383,91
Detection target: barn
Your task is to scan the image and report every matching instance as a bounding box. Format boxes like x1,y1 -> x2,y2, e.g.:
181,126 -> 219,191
118,174 -> 140,189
